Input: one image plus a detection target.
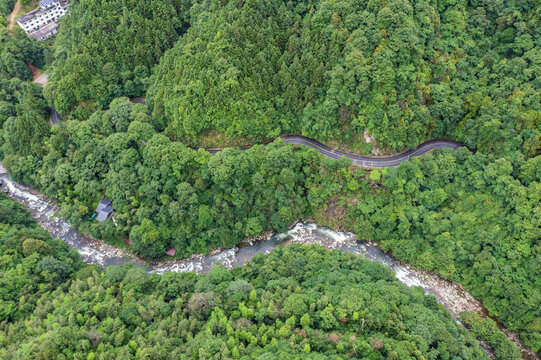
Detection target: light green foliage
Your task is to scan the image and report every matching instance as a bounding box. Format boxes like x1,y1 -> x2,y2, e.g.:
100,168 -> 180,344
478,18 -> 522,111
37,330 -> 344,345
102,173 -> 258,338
0,236 -> 489,359
300,314 -> 310,329
129,218 -> 165,259
284,293 -> 308,318
0,192 -> 83,323
22,238 -> 49,256
369,169 -> 381,182
460,312 -> 522,360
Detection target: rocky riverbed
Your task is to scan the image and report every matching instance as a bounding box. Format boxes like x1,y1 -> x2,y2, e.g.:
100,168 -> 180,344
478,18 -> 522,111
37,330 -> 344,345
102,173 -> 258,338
1,173 -> 536,359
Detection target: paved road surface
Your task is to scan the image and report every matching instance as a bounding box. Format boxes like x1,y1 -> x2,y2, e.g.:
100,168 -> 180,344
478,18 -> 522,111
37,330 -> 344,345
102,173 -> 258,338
206,135 -> 462,168
50,108 -> 62,125
131,97 -> 146,104
61,95 -> 463,168
34,73 -> 48,87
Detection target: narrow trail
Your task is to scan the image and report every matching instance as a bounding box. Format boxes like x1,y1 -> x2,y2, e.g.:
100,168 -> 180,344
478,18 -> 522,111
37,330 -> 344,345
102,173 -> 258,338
27,61 -> 41,80
7,0 -> 20,30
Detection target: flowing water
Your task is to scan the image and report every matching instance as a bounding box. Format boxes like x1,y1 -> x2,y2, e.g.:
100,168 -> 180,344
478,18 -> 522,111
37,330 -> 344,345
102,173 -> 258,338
0,175 -> 439,286
0,173 -> 536,359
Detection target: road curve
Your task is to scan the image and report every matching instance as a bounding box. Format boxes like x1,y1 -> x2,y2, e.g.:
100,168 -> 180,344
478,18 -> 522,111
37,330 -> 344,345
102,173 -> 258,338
49,99 -> 462,166
206,135 -> 463,168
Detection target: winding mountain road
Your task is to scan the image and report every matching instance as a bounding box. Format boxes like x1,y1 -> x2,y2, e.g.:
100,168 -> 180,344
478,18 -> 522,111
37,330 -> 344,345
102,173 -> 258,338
129,97 -> 462,167
207,135 -> 463,168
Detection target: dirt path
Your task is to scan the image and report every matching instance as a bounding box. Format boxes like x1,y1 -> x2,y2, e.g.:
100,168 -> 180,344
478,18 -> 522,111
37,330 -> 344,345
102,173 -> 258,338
27,62 -> 41,80
25,61 -> 48,86
7,0 -> 21,30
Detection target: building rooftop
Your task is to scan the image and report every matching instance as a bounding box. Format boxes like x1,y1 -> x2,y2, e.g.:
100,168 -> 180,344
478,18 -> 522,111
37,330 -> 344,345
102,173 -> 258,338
95,198 -> 114,222
96,198 -> 112,212
96,212 -> 110,222
29,21 -> 58,40
39,0 -> 56,9
17,7 -> 43,24
17,0 -> 68,24
165,248 -> 177,257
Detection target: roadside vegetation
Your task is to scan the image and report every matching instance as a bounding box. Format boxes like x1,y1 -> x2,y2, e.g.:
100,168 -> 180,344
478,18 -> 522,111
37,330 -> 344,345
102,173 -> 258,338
0,0 -> 539,355
148,0 -> 540,156
1,95 -> 539,352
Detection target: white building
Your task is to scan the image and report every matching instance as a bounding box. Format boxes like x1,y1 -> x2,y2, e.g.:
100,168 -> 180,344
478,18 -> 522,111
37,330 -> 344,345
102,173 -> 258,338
16,0 -> 68,40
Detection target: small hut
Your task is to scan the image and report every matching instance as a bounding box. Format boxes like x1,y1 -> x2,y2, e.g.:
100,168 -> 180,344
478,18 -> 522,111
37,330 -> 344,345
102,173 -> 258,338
95,198 -> 113,222
165,248 -> 177,257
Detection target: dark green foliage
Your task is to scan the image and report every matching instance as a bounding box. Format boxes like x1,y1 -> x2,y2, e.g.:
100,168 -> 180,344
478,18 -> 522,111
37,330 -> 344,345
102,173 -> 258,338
130,218 -> 166,259
1,0 -> 540,355
2,92 -> 539,351
2,86 -> 49,156
46,0 -> 191,116
0,28 -> 50,186
1,83 -> 50,186
0,193 -> 34,226
149,0 -> 541,155
350,149 -> 541,350
36,255 -> 73,284
0,0 -> 16,15
0,28 -> 45,81
0,28 -> 47,134
28,98 -> 312,257
0,237 -> 489,359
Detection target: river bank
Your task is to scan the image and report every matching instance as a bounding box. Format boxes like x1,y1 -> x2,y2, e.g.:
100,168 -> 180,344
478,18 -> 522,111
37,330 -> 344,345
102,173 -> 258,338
0,173 -> 536,359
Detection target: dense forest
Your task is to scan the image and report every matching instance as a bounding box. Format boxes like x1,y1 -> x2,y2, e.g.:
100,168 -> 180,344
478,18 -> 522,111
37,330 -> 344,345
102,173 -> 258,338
0,191 -> 84,323
0,27 -> 45,81
1,192 -> 514,359
44,0 -> 191,118
347,149 -> 541,351
0,26 -> 50,175
0,0 -> 539,357
0,0 -> 15,18
148,0 -> 540,155
2,95 -> 539,352
16,99 -> 317,258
